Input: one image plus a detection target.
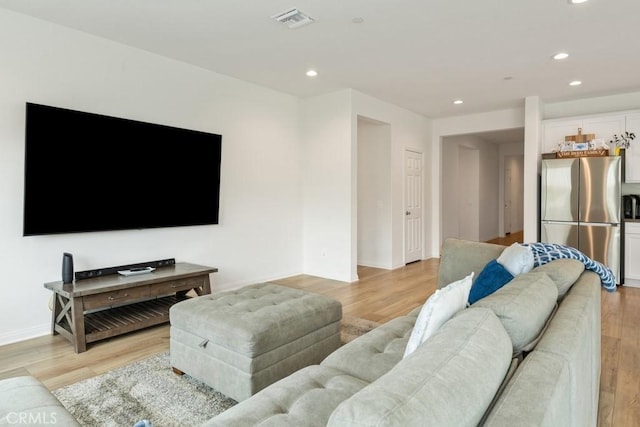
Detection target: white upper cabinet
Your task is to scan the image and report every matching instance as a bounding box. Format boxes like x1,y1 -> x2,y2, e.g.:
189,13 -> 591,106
625,113 -> 640,183
582,115 -> 626,147
542,115 -> 625,154
543,119 -> 583,153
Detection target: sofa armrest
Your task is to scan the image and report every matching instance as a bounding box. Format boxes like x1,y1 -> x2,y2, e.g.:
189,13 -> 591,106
0,376 -> 80,426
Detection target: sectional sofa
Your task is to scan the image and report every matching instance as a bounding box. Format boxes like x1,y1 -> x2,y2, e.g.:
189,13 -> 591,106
207,238 -> 601,426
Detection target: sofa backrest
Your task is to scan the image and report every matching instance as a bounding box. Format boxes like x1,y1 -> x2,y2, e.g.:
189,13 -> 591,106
473,271 -> 558,354
483,271 -> 601,427
438,238 -> 505,289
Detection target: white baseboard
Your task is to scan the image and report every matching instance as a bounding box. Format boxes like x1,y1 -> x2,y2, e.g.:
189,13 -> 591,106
358,261 -> 393,270
0,323 -> 49,347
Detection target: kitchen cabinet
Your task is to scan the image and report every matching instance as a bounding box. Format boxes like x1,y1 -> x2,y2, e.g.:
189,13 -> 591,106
542,115 -> 625,154
625,222 -> 640,287
624,113 -> 640,183
543,119 -> 583,153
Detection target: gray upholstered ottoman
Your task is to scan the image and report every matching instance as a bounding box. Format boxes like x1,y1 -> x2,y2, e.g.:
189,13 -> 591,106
169,283 -> 342,402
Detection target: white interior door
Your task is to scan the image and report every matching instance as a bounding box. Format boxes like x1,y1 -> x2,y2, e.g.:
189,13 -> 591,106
405,150 -> 422,264
458,147 -> 479,241
504,167 -> 512,234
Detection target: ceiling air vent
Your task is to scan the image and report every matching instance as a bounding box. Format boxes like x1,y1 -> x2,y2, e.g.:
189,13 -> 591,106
272,8 -> 315,29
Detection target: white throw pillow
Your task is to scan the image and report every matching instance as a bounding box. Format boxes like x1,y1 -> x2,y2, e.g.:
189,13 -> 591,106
403,272 -> 474,358
497,243 -> 534,277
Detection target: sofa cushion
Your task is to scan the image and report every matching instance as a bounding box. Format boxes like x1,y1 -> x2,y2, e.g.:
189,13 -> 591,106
497,242 -> 534,276
532,259 -> 585,297
204,365 -> 368,427
327,308 -> 513,427
321,315 -> 416,383
468,259 -> 514,304
473,272 -> 558,354
483,351 -> 571,427
403,272 -> 473,357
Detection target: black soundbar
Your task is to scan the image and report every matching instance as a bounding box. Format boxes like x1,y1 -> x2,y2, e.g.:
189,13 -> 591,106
74,258 -> 176,281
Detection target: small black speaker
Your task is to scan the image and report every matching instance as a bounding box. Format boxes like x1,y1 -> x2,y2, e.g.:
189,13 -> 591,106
62,252 -> 74,284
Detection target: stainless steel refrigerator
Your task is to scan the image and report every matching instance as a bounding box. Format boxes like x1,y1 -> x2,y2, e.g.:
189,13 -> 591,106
540,156 -> 621,283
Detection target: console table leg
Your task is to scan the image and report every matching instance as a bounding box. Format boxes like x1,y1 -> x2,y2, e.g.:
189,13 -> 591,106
195,276 -> 212,296
50,294 -> 61,336
71,298 -> 86,353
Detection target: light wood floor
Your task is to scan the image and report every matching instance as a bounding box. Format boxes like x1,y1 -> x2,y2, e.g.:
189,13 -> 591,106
485,230 -> 524,246
0,255 -> 638,426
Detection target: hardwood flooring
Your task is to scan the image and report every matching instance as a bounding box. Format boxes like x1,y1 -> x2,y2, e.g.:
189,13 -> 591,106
0,255 -> 638,426
485,230 -> 524,246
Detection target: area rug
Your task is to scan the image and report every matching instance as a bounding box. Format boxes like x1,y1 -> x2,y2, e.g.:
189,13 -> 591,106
340,315 -> 380,344
53,315 -> 380,427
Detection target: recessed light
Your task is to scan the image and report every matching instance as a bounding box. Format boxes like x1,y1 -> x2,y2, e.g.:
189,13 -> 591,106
569,80 -> 582,86
569,0 -> 588,4
553,52 -> 569,60
306,70 -> 318,77
453,100 -> 463,105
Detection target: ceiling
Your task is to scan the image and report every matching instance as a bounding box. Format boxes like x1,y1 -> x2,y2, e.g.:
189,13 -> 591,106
0,0 -> 638,118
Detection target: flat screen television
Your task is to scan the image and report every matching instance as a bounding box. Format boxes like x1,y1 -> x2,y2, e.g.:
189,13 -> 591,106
23,102 -> 222,236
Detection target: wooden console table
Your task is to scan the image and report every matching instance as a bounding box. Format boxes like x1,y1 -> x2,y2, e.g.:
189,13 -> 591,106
44,262 -> 217,353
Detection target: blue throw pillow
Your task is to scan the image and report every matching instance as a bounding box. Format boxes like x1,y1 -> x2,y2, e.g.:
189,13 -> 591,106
468,259 -> 514,305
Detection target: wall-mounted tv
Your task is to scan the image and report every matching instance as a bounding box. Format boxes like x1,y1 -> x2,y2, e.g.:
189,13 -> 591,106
23,102 -> 222,236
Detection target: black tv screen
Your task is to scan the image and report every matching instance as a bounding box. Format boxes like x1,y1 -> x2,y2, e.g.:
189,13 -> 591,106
23,102 -> 222,236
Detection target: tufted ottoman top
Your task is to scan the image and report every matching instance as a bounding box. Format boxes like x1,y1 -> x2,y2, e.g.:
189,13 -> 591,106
170,283 -> 342,356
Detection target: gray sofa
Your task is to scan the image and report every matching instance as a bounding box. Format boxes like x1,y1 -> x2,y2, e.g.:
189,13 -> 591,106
0,376 -> 79,426
206,238 -> 601,426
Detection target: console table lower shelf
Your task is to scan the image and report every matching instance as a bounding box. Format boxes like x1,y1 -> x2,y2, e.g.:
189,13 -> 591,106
44,263 -> 217,353
83,295 -> 180,344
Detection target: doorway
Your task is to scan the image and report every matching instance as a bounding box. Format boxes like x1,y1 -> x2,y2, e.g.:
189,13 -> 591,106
440,129 -> 524,248
357,117 -> 391,269
503,155 -> 524,235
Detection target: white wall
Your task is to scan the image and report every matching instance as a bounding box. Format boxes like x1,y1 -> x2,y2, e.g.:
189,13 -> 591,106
351,92 -> 431,266
357,118 -> 392,268
301,90 -> 430,281
0,9 -> 304,344
301,90 -> 353,281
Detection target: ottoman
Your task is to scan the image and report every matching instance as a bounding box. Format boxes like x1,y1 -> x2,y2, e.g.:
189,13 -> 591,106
169,283 -> 342,402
